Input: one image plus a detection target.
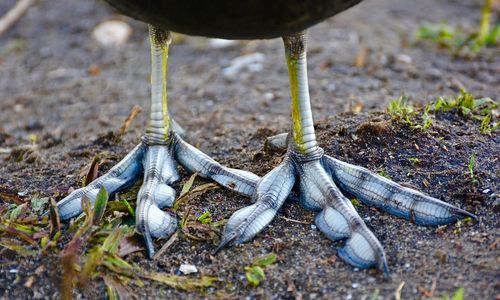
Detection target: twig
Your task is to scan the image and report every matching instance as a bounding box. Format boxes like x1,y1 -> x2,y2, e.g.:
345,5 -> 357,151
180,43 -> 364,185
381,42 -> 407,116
0,0 -> 35,37
153,231 -> 178,260
279,216 -> 311,225
116,105 -> 143,140
394,281 -> 405,300
429,277 -> 437,298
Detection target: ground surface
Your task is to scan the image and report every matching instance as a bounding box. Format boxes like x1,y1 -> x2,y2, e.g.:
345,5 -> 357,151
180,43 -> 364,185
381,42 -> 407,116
0,0 -> 499,299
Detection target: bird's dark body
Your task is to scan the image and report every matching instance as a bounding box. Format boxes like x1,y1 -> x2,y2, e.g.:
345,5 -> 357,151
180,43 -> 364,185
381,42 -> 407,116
104,0 -> 362,39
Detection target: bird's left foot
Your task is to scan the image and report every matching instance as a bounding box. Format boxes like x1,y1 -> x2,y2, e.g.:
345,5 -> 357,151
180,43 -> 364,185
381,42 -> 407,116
218,134 -> 476,274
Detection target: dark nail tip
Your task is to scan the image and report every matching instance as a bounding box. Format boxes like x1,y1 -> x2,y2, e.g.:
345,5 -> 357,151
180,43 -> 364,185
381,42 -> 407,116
213,241 -> 228,255
381,262 -> 390,277
458,208 -> 477,221
143,231 -> 155,259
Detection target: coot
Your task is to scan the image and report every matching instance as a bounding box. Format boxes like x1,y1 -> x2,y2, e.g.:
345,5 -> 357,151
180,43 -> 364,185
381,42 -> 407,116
57,0 -> 475,273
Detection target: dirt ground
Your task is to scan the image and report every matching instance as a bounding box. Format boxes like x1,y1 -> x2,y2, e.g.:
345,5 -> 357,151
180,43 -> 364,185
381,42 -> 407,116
0,0 -> 499,299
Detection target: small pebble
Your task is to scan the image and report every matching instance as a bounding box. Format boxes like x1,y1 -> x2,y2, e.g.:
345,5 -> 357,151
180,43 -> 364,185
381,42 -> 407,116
311,224 -> 317,230
263,92 -> 275,101
179,263 -> 198,275
346,293 -> 353,300
426,68 -> 442,79
92,20 -> 132,48
482,189 -> 490,194
223,53 -> 265,77
17,191 -> 27,197
352,283 -> 359,289
405,263 -> 411,268
328,83 -> 337,92
395,54 -> 412,64
9,269 -> 18,273
13,104 -> 23,112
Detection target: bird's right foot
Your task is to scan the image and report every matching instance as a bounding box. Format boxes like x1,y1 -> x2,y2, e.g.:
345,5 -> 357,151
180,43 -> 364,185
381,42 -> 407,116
57,133 -> 260,258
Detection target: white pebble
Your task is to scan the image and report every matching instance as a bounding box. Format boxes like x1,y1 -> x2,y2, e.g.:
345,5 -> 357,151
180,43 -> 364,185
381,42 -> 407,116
263,92 -> 275,101
395,54 -> 412,64
13,104 -> 24,112
179,263 -> 198,275
352,283 -> 359,289
223,53 -> 266,77
92,20 -> 132,48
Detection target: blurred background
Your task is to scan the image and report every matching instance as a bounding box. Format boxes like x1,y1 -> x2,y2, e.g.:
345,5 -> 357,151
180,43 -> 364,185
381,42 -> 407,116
0,0 -> 497,147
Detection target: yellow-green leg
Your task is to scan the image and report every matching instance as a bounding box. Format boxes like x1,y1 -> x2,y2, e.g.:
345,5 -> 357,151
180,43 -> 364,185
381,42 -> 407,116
146,25 -> 172,144
283,32 -> 320,156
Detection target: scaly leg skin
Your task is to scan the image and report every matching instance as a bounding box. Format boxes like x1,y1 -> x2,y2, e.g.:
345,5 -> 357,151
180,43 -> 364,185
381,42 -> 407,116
217,32 -> 476,274
57,26 -> 259,258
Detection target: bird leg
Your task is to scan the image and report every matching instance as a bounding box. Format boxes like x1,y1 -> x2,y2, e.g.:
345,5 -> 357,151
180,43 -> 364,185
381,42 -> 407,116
57,26 -> 260,258
217,32 -> 475,273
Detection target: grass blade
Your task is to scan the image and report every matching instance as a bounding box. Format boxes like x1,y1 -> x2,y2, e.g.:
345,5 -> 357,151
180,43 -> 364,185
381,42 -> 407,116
93,187 -> 109,225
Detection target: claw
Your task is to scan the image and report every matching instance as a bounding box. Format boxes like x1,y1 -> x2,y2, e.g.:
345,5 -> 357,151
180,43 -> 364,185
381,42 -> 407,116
57,143 -> 146,220
322,155 -> 476,225
175,135 -> 260,197
297,159 -> 389,273
137,199 -> 177,258
338,226 -> 389,275
134,145 -> 181,257
315,207 -> 349,241
216,203 -> 277,251
218,161 -> 296,251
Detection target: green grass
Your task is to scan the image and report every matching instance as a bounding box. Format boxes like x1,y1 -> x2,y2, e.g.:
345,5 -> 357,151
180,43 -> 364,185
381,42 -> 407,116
434,91 -> 498,134
59,187 -> 218,298
416,0 -> 498,55
387,91 -> 498,134
439,287 -> 465,300
244,253 -> 277,287
0,185 -> 218,299
468,152 -> 479,185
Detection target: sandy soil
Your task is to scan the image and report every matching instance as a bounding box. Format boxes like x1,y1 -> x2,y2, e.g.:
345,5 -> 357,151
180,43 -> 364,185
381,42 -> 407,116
0,0 -> 499,298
